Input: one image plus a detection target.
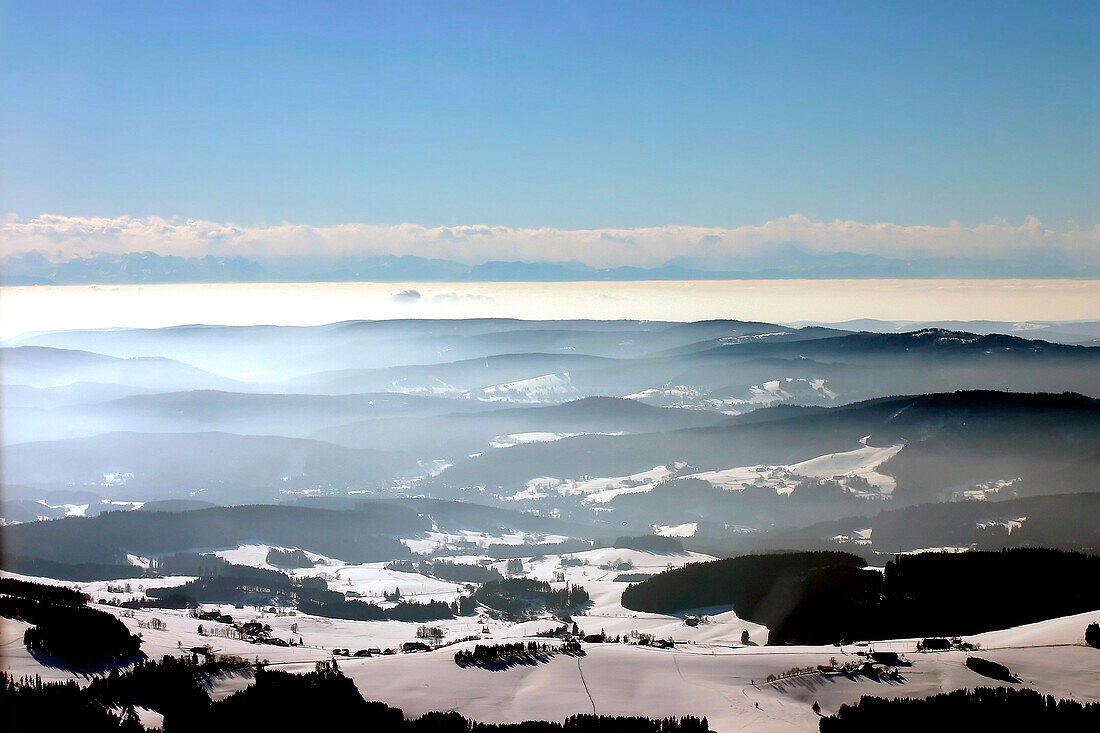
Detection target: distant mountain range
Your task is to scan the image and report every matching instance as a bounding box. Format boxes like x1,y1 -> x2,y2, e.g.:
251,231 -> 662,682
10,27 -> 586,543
4,319 -> 1097,537
787,318 -> 1100,346
3,246 -> 1097,285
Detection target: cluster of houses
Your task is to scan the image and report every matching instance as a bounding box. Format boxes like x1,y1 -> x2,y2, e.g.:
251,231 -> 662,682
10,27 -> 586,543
192,608 -> 297,647
812,650 -> 910,679
332,646 -> 386,657
193,609 -> 234,625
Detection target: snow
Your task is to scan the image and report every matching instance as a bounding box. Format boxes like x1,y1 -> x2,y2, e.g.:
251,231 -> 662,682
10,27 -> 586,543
808,378 -> 838,399
624,377 -> 839,414
399,530 -> 571,556
210,543 -> 467,603
691,442 -> 903,498
951,477 -> 1021,501
885,402 -> 915,422
331,566 -> 465,603
718,331 -> 792,344
35,500 -> 89,517
691,464 -> 797,494
490,431 -> 621,449
510,485 -> 550,501
131,706 -> 164,730
479,373 -> 580,403
213,543 -> 325,570
652,523 -> 698,538
787,442 -> 904,494
416,458 -> 452,477
832,528 -> 872,546
975,516 -> 1028,534
515,464 -> 688,504
328,610 -> 1100,733
621,385 -> 702,402
579,465 -> 689,504
515,442 -> 903,505
4,561 -> 1099,733
384,372 -> 582,403
389,378 -> 465,398
127,554 -> 154,570
103,499 -> 145,510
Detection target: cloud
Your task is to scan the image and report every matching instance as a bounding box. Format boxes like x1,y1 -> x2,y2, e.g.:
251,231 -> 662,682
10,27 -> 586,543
2,214 -> 1096,269
430,289 -> 494,304
389,287 -> 422,303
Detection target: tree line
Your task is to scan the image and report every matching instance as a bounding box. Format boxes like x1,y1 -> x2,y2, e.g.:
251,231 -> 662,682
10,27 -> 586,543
622,548 -> 1100,644
386,558 -> 505,584
265,547 -> 315,568
453,641 -> 581,667
0,664 -> 710,732
767,547 -> 1100,644
620,551 -> 864,617
0,578 -> 141,668
0,504 -> 421,570
474,578 -> 591,619
818,687 -> 1099,730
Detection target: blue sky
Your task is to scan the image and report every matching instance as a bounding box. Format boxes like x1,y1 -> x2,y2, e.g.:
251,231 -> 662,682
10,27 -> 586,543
1,1 -> 1096,233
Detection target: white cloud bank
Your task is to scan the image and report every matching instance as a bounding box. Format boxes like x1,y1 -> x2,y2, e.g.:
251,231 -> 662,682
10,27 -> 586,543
2,214 -> 1097,269
389,287 -> 422,303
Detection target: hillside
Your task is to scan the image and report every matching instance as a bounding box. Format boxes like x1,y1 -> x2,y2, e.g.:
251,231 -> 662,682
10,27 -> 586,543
0,504 -> 426,568
313,396 -> 727,453
2,432 -> 416,501
432,391 -> 1100,507
622,548 -> 1100,644
1,346 -> 240,391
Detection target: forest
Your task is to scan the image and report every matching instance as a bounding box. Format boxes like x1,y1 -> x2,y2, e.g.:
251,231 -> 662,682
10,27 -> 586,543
818,687 -> 1099,730
623,548 -> 1100,644
453,641 -> 581,667
611,535 -> 685,553
0,504 -> 419,569
264,547 -> 315,568
620,551 -> 864,617
386,558 -> 506,584
768,547 -> 1100,644
473,578 -> 591,618
0,578 -> 141,668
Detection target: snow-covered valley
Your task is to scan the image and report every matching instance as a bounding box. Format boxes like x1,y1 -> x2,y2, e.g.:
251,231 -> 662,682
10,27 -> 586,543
4,544 -> 1098,732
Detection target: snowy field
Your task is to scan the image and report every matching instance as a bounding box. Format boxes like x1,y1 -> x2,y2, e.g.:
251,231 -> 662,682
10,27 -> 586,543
328,614 -> 1100,733
692,441 -> 902,498
517,464 -> 688,503
489,431 -> 623,449
4,545 -> 1098,731
514,440 -> 904,506
624,376 -> 839,414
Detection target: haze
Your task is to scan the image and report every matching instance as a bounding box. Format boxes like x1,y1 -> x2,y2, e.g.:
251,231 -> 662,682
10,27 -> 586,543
4,279 -> 1099,341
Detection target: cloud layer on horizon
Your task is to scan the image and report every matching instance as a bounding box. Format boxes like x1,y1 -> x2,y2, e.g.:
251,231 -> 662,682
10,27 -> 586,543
2,213 -> 1097,270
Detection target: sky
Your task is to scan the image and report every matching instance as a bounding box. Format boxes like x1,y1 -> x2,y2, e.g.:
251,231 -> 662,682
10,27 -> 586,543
1,1 -> 1097,270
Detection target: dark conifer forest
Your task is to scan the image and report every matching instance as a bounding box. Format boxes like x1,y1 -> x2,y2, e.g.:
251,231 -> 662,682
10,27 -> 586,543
0,579 -> 141,668
623,548 -> 1100,644
818,687 -> 1100,731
